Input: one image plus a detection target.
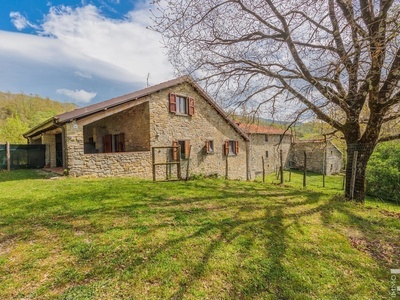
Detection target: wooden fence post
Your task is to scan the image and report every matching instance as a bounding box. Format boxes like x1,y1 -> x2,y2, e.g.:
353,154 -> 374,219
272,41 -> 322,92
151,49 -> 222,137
280,149 -> 284,184
225,155 -> 228,179
152,147 -> 156,182
6,142 -> 11,171
262,156 -> 265,183
303,151 -> 307,188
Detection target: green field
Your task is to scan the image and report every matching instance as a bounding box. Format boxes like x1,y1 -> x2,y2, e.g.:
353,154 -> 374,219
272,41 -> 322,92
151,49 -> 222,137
0,170 -> 399,299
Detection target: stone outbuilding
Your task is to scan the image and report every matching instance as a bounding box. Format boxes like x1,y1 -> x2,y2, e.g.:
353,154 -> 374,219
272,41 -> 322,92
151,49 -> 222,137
289,140 -> 343,175
237,123 -> 292,178
23,76 -> 250,180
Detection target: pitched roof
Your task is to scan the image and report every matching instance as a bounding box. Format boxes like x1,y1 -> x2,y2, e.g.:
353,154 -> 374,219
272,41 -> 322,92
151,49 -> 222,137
237,123 -> 291,135
293,139 -> 343,154
24,76 -> 249,141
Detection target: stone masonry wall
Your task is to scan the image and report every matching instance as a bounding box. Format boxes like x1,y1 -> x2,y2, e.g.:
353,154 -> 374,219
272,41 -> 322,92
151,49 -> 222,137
248,133 -> 292,179
149,83 -> 248,180
64,82 -> 247,179
41,129 -> 60,167
83,102 -> 150,153
66,110 -> 152,177
289,142 -> 342,175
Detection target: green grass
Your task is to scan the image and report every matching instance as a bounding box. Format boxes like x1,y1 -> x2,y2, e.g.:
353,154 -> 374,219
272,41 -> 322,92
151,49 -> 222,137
0,169 -> 399,299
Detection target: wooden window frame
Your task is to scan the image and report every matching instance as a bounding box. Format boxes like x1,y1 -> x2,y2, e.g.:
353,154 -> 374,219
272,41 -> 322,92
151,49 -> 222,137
169,93 -> 195,116
173,140 -> 191,160
205,140 -> 214,154
224,140 -> 239,156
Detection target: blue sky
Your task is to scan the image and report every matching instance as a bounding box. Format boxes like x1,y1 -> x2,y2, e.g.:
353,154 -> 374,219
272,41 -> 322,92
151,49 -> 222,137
0,0 -> 173,105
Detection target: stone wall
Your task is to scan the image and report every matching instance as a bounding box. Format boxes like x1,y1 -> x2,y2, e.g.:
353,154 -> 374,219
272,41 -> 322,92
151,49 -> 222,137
83,102 -> 150,153
149,83 -> 248,180
248,133 -> 292,179
325,144 -> 343,175
289,141 -> 342,175
40,129 -> 60,167
64,82 -> 248,179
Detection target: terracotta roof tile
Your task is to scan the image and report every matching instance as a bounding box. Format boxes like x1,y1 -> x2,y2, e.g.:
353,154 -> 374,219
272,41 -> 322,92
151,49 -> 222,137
237,123 -> 290,135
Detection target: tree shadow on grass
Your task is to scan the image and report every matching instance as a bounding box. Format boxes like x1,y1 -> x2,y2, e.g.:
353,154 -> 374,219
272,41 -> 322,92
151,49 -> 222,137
1,178 -> 395,299
0,169 -> 54,182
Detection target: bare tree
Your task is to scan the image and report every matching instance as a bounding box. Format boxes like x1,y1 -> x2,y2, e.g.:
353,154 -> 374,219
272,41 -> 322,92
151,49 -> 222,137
152,0 -> 400,202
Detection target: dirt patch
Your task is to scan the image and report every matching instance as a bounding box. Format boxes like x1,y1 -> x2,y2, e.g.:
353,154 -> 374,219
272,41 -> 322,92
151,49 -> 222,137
379,210 -> 400,219
349,236 -> 399,265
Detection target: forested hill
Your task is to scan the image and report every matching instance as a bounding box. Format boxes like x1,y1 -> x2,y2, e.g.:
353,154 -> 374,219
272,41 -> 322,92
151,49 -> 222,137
0,92 -> 76,143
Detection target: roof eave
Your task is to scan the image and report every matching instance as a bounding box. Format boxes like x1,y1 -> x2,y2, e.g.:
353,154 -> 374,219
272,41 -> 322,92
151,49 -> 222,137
23,117 -> 56,138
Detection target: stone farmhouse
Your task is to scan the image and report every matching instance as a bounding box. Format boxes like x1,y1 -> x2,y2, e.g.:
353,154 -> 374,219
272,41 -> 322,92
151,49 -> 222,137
23,76 -> 342,179
237,123 -> 292,178
289,140 -> 343,175
23,76 -> 250,180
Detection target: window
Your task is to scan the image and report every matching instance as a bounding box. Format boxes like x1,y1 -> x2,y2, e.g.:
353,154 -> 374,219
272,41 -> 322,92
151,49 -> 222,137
265,134 -> 269,142
172,140 -> 191,160
205,140 -> 214,154
265,150 -> 269,158
224,140 -> 239,156
169,93 -> 195,116
103,133 -> 125,153
176,96 -> 187,114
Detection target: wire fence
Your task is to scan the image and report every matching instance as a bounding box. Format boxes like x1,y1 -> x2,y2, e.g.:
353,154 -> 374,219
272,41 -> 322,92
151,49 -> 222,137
0,143 -> 46,170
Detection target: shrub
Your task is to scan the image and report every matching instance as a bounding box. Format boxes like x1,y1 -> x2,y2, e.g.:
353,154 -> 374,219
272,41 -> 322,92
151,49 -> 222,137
366,142 -> 400,203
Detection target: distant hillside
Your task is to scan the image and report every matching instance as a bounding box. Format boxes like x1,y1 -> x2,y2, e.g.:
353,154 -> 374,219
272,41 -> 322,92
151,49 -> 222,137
0,92 -> 76,143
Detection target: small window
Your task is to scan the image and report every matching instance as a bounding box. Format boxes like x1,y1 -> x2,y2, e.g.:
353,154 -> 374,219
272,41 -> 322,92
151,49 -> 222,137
265,135 -> 269,142
172,140 -> 191,160
205,140 -> 214,154
176,96 -> 188,114
169,93 -> 195,116
265,150 -> 269,158
224,140 -> 239,156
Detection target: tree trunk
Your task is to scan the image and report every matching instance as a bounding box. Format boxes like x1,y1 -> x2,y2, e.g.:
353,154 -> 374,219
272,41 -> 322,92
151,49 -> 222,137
344,143 -> 375,202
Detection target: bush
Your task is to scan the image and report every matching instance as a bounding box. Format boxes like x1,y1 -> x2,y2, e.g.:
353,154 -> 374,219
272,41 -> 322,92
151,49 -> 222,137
366,142 -> 400,203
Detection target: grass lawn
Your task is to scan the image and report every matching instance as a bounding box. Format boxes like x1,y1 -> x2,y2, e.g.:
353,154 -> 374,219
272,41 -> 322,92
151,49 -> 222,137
0,170 -> 399,299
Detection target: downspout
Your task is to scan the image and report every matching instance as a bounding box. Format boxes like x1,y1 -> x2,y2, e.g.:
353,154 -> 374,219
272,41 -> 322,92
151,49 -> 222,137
53,118 -> 67,170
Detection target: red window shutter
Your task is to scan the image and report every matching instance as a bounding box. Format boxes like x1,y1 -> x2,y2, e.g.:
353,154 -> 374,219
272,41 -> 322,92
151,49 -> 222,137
235,140 -> 239,155
205,140 -> 209,153
224,141 -> 229,156
103,134 -> 112,153
184,140 -> 191,159
172,140 -> 178,161
188,97 -> 195,116
169,93 -> 177,113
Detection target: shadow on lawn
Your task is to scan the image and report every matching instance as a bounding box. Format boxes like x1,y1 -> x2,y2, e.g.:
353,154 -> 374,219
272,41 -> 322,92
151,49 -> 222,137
1,178 -> 395,299
0,169 -> 55,182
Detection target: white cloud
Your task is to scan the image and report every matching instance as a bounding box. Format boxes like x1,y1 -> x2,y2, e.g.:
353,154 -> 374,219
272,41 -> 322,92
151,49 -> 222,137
10,12 -> 32,31
1,2 -> 173,104
56,88 -> 97,103
74,71 -> 93,79
39,4 -> 172,85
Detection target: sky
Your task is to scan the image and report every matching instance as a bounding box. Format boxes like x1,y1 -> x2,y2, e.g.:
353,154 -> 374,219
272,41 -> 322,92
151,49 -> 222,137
0,0 -> 173,105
